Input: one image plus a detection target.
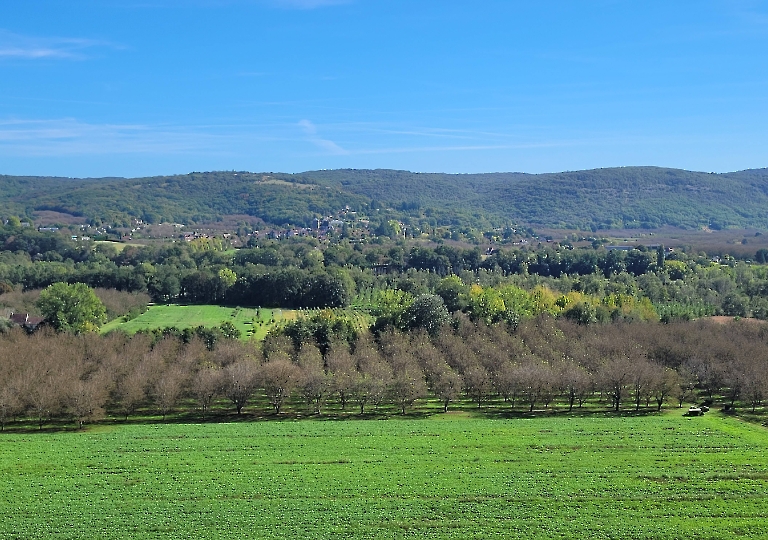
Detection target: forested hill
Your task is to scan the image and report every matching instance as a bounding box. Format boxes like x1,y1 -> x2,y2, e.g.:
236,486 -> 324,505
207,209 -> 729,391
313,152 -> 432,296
293,167 -> 768,230
0,172 -> 370,228
1,166 -> 768,230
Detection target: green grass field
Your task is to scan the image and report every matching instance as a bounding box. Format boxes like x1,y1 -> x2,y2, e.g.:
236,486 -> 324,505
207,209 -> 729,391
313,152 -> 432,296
2,411 -> 768,539
101,304 -> 296,341
94,240 -> 145,252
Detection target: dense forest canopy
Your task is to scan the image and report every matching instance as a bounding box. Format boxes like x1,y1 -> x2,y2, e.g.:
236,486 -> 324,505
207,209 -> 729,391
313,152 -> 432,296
2,166 -> 768,230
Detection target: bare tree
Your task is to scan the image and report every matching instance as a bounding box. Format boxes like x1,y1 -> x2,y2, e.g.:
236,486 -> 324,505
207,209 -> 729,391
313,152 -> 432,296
67,375 -> 108,429
211,338 -> 245,368
152,364 -> 187,421
191,366 -> 221,418
650,364 -> 680,411
17,340 -> 67,429
598,355 -> 634,412
298,345 -> 331,414
378,331 -> 428,415
222,360 -> 260,415
430,364 -> 462,412
687,354 -> 723,400
722,356 -> 747,407
0,382 -> 21,431
115,360 -> 151,420
328,343 -> 357,410
0,334 -> 23,430
558,361 -> 593,411
629,359 -> 655,411
741,357 -> 768,412
389,363 -> 427,415
462,363 -> 492,408
493,361 -> 520,406
676,363 -> 699,407
353,352 -> 391,414
260,356 -> 301,414
516,361 -> 549,412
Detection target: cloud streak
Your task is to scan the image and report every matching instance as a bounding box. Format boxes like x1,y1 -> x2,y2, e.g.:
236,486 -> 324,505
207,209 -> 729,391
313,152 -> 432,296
0,118 -> 230,156
298,119 -> 348,155
0,116 -> 682,165
270,0 -> 352,9
0,31 -> 111,60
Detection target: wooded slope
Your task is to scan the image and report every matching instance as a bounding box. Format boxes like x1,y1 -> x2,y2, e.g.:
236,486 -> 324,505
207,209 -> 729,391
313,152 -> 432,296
2,166 -> 767,230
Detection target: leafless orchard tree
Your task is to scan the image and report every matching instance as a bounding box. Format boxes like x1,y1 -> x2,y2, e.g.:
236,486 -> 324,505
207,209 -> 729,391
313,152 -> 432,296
327,343 -> 356,410
650,364 -> 680,411
353,345 -> 391,414
260,353 -> 301,414
298,344 -> 331,414
222,359 -> 260,415
598,354 -> 635,412
4,306 -> 768,427
153,364 -> 187,421
557,360 -> 593,411
191,365 -> 221,418
388,362 -> 427,414
67,375 -> 108,429
493,361 -> 520,407
462,363 -> 492,408
429,363 -> 462,412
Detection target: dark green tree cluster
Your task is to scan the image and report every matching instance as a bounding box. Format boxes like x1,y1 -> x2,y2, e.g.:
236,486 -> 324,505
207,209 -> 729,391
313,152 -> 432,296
6,222 -> 768,325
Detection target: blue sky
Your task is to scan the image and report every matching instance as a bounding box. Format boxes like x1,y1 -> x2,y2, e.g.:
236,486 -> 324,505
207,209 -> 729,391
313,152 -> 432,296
1,0 -> 767,177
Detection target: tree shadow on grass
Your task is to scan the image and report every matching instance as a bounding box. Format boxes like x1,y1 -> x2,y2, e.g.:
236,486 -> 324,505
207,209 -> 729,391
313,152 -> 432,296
481,407 -> 666,420
0,404 -> 711,434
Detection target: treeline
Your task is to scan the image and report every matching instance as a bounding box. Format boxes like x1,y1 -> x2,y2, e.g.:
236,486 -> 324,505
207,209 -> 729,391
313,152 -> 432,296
5,223 -> 768,323
2,316 -> 767,430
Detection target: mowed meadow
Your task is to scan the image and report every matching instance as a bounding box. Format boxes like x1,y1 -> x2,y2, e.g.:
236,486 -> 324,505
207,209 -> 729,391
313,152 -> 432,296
2,412 -> 768,539
100,305 -> 298,341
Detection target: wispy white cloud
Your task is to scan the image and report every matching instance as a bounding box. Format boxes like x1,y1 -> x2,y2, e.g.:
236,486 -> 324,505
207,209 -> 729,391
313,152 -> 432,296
347,142 -> 581,156
0,117 -> 357,158
0,30 -> 112,60
114,0 -> 352,8
0,116 -> 662,163
270,0 -> 352,9
298,119 -> 348,155
0,118 -> 228,156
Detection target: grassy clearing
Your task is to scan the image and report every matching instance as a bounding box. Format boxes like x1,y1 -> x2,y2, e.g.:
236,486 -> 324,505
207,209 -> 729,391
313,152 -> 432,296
94,240 -> 144,252
2,411 -> 768,539
101,304 -> 296,340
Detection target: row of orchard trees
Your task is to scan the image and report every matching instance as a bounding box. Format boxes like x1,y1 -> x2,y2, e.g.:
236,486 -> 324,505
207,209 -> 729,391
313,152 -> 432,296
2,316 -> 768,429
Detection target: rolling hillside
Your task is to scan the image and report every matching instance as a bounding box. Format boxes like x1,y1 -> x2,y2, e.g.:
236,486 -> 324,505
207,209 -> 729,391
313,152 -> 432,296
2,166 -> 768,230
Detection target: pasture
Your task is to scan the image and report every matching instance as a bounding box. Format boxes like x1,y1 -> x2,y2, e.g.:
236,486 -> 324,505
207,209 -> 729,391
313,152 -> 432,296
94,240 -> 145,252
100,304 -> 296,340
2,411 -> 768,538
